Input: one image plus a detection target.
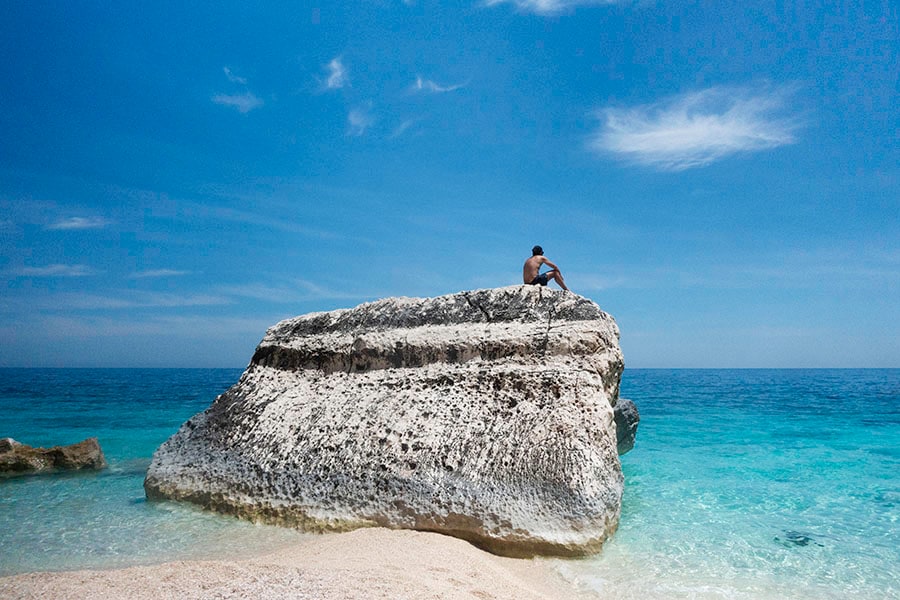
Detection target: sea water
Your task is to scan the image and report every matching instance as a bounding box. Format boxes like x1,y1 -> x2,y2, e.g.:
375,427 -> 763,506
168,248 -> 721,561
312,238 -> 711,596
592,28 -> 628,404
0,368 -> 307,575
0,369 -> 898,599
556,369 -> 900,599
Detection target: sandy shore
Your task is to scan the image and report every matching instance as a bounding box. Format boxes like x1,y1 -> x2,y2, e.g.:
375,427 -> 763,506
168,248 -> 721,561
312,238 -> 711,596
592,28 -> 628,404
0,527 -> 599,600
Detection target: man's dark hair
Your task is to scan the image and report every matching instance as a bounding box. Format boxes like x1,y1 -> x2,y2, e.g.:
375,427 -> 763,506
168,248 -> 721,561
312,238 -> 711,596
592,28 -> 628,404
532,245 -> 543,256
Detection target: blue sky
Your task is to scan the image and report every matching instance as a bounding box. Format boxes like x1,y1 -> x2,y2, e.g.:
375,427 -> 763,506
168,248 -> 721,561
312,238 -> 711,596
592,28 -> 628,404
1,0 -> 897,368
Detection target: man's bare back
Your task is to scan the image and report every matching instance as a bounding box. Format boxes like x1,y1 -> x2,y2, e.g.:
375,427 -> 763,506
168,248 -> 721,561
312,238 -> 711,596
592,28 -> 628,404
523,255 -> 547,282
523,246 -> 569,291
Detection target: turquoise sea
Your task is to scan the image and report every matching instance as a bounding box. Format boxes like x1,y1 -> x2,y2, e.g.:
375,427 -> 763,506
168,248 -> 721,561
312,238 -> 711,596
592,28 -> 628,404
1,368 -> 898,599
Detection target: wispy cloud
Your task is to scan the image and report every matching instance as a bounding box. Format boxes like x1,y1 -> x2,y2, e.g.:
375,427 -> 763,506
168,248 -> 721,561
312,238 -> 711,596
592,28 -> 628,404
128,269 -> 192,279
28,314 -> 271,339
0,291 -> 231,313
485,0 -> 616,15
213,66 -> 263,113
79,292 -> 228,309
412,76 -> 467,93
18,264 -> 96,277
211,92 -> 264,113
45,216 -> 111,230
223,66 -> 247,84
390,118 -> 420,139
53,291 -> 230,310
325,56 -> 349,90
219,279 -> 378,303
347,106 -> 374,136
570,246 -> 900,294
184,202 -> 353,240
589,85 -> 802,171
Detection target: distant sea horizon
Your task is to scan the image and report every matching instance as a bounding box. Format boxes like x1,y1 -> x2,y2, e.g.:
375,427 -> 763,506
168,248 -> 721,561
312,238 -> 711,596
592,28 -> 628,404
1,367 -> 898,599
3,366 -> 898,370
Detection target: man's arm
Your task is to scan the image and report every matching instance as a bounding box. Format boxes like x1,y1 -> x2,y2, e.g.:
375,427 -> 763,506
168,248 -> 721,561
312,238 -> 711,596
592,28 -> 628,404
542,257 -> 561,271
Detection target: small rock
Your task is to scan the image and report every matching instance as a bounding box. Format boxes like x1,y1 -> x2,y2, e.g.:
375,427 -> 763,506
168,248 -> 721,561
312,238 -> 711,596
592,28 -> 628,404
613,398 -> 640,455
0,437 -> 107,476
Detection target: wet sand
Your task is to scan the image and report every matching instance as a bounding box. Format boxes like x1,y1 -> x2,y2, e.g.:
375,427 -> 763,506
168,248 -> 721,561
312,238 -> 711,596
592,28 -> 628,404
0,527 -> 599,599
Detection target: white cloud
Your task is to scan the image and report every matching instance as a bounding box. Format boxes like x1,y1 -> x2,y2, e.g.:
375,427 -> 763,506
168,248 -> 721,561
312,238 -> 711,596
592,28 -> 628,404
0,291 -> 231,314
485,0 -> 616,14
185,201 -> 352,240
52,291 -> 230,310
31,313 -> 271,339
129,269 -> 192,279
325,56 -> 349,90
213,66 -> 262,112
220,279 -> 368,303
223,66 -> 247,85
589,85 -> 802,171
412,76 -> 467,93
212,92 -> 264,113
347,106 -> 374,136
18,264 -> 95,277
390,118 -> 420,139
45,216 -> 110,230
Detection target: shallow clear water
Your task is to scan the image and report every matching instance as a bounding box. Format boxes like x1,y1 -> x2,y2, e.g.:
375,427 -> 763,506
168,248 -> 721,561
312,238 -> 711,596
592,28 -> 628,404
0,369 -> 307,575
557,369 -> 900,599
1,368 -> 898,599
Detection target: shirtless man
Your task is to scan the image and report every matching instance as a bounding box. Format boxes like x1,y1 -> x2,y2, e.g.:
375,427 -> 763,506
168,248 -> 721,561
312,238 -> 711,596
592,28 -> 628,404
523,245 -> 569,291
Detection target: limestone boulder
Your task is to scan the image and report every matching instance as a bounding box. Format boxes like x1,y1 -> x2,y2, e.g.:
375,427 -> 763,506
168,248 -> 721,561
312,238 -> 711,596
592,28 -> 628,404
0,437 -> 107,476
145,286 -> 633,557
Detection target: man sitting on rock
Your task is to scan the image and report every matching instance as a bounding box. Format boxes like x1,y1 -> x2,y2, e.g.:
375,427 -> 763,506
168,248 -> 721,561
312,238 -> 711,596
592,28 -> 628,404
523,245 -> 569,291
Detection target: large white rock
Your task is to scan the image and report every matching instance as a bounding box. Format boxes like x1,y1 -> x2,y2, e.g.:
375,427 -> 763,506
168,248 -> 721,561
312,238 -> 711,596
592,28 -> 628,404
145,285 -> 629,556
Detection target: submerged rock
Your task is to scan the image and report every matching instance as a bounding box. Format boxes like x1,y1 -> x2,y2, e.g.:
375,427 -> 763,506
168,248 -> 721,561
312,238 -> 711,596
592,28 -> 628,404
145,285 -> 634,557
775,530 -> 824,548
0,437 -> 107,476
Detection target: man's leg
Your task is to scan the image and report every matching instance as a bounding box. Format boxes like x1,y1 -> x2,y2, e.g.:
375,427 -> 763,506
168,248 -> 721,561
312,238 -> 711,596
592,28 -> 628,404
549,270 -> 569,291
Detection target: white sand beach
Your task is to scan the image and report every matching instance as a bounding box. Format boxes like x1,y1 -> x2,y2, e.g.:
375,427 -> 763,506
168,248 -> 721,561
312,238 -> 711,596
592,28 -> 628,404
0,527 -> 599,600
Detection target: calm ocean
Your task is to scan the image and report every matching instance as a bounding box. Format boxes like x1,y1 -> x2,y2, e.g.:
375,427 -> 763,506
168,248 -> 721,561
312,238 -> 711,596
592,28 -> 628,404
1,368 -> 897,599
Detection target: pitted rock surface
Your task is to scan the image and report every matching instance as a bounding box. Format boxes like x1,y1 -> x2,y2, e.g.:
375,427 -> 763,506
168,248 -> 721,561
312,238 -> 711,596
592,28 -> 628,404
145,285 -> 631,557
